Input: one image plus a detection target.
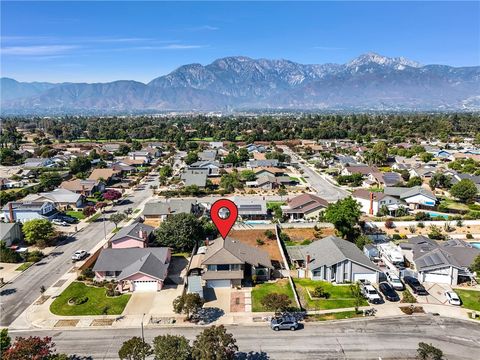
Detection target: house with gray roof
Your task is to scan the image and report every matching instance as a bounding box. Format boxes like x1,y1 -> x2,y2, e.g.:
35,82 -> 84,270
189,161 -> 221,175
231,196 -> 268,220
201,236 -> 272,288
286,236 -> 380,284
2,200 -> 57,223
22,188 -> 84,210
0,222 -> 23,247
143,199 -> 203,222
247,159 -> 279,168
383,186 -> 437,209
93,247 -> 171,292
109,221 -> 155,249
399,236 -> 479,285
181,168 -> 208,188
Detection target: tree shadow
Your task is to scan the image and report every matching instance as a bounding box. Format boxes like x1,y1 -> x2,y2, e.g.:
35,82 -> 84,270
0,288 -> 17,296
192,307 -> 225,324
236,351 -> 270,360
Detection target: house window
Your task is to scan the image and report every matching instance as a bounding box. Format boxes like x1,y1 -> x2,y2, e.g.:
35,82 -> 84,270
217,264 -> 230,271
207,265 -> 216,271
313,269 -> 322,277
230,264 -> 241,271
105,271 -> 115,277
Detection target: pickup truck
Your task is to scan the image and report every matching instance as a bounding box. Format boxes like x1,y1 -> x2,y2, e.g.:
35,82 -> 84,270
360,281 -> 383,304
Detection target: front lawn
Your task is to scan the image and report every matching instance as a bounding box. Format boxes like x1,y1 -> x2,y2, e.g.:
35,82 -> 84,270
251,279 -> 297,312
15,262 -> 33,271
66,211 -> 86,220
86,212 -> 102,223
50,282 -> 131,316
456,289 -> 480,311
293,279 -> 368,310
306,310 -> 363,322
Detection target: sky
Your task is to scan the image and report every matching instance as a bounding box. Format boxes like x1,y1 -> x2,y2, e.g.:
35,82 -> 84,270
1,1 -> 479,83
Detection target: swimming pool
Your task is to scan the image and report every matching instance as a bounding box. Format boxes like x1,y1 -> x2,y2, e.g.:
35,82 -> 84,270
471,242 -> 480,249
426,212 -> 450,219
243,220 -> 272,225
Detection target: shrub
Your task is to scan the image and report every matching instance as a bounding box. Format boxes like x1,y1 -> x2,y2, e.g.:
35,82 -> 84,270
466,233 -> 473,239
264,230 -> 275,239
256,238 -> 265,245
384,219 -> 395,229
75,296 -> 88,305
0,243 -> 22,263
312,285 -> 330,299
428,225 -> 445,240
417,222 -> 425,229
401,289 -> 417,303
81,268 -> 95,279
392,234 -> 401,240
300,239 -> 312,245
408,225 -> 417,234
25,250 -> 44,263
415,212 -> 431,221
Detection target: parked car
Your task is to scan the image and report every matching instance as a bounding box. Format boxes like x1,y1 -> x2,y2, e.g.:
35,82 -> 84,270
360,282 -> 383,304
58,215 -> 78,224
270,316 -> 299,331
386,272 -> 405,290
72,250 -> 88,261
52,219 -> 68,226
379,282 -> 400,302
445,291 -> 462,306
404,276 -> 428,295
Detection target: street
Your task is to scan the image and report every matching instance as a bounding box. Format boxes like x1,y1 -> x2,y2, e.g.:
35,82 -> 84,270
279,146 -> 348,202
8,316 -> 480,359
0,176 -> 158,327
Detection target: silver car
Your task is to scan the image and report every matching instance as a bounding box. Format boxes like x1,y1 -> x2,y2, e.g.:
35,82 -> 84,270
270,316 -> 299,331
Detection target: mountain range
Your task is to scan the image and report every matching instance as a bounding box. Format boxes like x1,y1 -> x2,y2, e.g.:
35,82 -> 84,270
1,52 -> 479,114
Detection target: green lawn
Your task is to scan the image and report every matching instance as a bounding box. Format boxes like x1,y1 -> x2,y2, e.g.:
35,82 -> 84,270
456,289 -> 480,311
133,208 -> 141,214
307,310 -> 362,322
293,279 -> 368,310
251,279 -> 297,312
86,213 -> 102,223
439,198 -> 469,211
267,201 -> 286,209
66,211 -> 86,220
50,282 -> 131,316
15,262 -> 33,271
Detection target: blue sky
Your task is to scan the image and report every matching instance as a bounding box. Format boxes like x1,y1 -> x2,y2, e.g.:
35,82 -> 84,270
1,1 -> 479,83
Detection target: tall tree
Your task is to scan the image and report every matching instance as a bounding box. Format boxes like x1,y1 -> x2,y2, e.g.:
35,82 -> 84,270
173,293 -> 205,320
450,179 -> 478,203
22,219 -> 55,247
118,337 -> 152,360
155,213 -> 205,252
324,197 -> 361,241
152,334 -> 191,360
192,325 -> 238,360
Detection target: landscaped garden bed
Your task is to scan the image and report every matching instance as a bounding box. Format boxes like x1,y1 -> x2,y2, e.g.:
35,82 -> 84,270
50,281 -> 131,316
251,279 -> 296,312
305,310 -> 363,322
293,279 -> 368,310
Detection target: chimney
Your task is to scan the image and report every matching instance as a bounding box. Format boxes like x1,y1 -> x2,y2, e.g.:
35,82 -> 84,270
205,238 -> 209,246
8,202 -> 14,223
138,228 -> 147,240
305,254 -> 311,278
81,184 -> 86,196
369,192 -> 374,215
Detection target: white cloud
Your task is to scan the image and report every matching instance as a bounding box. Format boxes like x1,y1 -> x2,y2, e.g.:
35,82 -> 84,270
2,45 -> 79,56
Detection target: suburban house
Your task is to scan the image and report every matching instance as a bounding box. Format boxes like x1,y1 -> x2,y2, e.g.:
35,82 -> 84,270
143,199 -> 203,223
247,175 -> 295,190
109,221 -> 155,249
399,236 -> 479,285
341,165 -> 379,177
128,151 -> 152,164
383,186 -> 437,209
102,143 -> 121,154
409,166 -> 438,179
189,161 -> 221,176
287,236 -> 380,283
60,179 -> 105,196
231,196 -> 268,220
281,193 -> 329,220
201,236 -> 273,288
198,150 -> 217,162
365,172 -> 403,187
23,158 -> 54,169
352,189 -> 405,215
254,167 -> 286,178
246,144 -> 266,153
0,222 -> 23,246
93,248 -> 171,292
88,168 -> 121,183
247,159 -> 279,168
22,188 -> 84,210
2,200 -> 57,222
181,168 -> 208,188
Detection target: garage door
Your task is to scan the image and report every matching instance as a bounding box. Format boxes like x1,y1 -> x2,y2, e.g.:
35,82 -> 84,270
133,280 -> 158,292
206,280 -> 231,288
353,273 -> 377,283
423,273 -> 451,284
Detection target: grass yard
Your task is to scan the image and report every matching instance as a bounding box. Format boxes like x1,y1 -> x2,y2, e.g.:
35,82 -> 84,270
306,310 -> 363,322
50,282 -> 131,316
15,262 -> 33,271
293,279 -> 368,310
251,279 -> 297,312
439,198 -> 469,212
66,211 -> 86,220
112,226 -> 122,234
86,212 -> 102,223
456,289 -> 480,312
267,201 -> 286,210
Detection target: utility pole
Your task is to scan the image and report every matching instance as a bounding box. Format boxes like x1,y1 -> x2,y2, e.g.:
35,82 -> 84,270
102,210 -> 107,239
141,313 -> 146,360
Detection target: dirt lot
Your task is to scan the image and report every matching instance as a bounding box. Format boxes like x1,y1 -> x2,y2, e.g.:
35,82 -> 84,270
229,229 -> 282,262
381,224 -> 480,238
282,227 -> 336,243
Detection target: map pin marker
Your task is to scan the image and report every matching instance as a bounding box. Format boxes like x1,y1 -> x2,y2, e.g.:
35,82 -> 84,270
210,199 -> 238,239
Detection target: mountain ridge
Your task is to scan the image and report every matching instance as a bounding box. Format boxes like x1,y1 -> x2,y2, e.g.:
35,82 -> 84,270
2,52 -> 479,113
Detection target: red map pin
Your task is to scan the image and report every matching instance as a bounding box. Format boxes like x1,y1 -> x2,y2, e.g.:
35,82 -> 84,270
210,199 -> 238,239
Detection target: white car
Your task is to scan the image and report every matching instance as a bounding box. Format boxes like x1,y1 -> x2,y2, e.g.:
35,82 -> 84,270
386,272 -> 405,290
445,291 -> 462,306
72,250 -> 88,261
361,283 -> 383,304
52,219 -> 68,226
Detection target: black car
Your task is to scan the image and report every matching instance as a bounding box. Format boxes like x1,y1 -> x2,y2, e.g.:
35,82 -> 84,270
403,276 -> 428,295
59,215 -> 78,224
379,282 -> 400,302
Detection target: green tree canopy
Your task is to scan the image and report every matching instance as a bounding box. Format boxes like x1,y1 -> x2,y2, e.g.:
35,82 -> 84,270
152,334 -> 191,360
191,325 -> 238,360
69,156 -> 92,175
185,152 -> 199,165
260,293 -> 292,312
22,219 -> 55,247
324,197 -> 361,241
39,172 -> 62,190
173,293 -> 205,320
118,337 -> 152,360
450,179 -> 478,203
155,213 -> 205,252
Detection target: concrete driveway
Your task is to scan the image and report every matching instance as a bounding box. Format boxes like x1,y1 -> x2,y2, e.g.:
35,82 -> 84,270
416,282 -> 452,305
203,287 -> 232,313
122,286 -> 183,316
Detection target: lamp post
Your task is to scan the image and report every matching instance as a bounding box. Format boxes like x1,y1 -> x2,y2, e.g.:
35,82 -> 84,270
102,209 -> 107,240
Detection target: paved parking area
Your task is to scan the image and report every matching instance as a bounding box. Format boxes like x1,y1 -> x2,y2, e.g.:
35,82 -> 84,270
204,287 -> 232,313
417,283 -> 452,305
122,286 -> 183,316
0,262 -> 20,283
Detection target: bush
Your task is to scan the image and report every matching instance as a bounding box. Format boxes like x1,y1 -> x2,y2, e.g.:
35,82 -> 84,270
466,233 -> 473,239
415,212 -> 431,221
417,221 -> 425,229
256,238 -> 265,245
401,289 -> 417,303
75,296 -> 88,305
264,230 -> 275,239
25,250 -> 44,263
81,268 -> 95,279
312,285 -> 330,299
385,219 -> 395,229
0,243 -> 22,263
300,239 -> 312,245
392,234 -> 401,240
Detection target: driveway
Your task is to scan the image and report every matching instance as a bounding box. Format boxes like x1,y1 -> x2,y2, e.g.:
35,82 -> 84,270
203,287 -> 232,313
122,286 -> 183,316
417,282 -> 452,305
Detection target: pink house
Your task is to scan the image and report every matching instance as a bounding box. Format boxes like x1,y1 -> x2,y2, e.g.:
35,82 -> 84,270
109,222 -> 155,249
93,248 -> 171,292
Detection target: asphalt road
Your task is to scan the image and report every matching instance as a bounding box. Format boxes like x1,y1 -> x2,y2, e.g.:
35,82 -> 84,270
280,146 -> 348,202
8,316 -> 480,359
0,175 -> 158,327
